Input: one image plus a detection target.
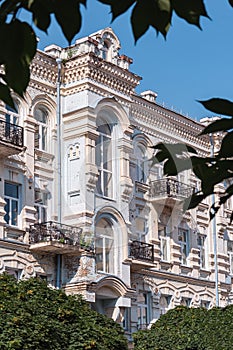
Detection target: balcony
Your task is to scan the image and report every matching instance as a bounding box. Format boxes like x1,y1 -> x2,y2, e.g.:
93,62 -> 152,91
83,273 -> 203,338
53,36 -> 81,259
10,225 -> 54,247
150,178 -> 195,205
0,120 -> 24,157
29,221 -> 91,255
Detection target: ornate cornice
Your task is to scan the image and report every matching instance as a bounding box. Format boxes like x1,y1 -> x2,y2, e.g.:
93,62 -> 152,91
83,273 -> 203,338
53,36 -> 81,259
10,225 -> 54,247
63,53 -> 141,96
131,95 -> 210,155
29,51 -> 57,95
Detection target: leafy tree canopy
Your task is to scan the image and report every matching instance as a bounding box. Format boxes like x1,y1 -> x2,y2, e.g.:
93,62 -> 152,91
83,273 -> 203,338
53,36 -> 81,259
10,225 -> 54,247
0,273 -> 127,350
133,305 -> 233,350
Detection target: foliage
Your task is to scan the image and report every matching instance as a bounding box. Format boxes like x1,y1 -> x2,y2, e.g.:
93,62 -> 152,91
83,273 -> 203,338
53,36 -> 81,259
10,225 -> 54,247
0,0 -> 216,107
133,305 -> 233,350
0,273 -> 127,350
152,98 -> 233,221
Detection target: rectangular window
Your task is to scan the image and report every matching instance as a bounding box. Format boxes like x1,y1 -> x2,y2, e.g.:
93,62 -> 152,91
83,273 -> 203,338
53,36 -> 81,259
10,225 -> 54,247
95,126 -> 113,199
137,293 -> 149,330
160,295 -> 172,315
159,226 -> 170,261
4,182 -> 19,226
34,190 -> 48,223
178,228 -> 189,265
5,267 -> 22,280
181,297 -> 191,307
200,300 -> 210,309
135,207 -> 147,241
95,236 -> 114,273
122,308 -> 131,332
197,234 -> 207,269
227,241 -> 233,275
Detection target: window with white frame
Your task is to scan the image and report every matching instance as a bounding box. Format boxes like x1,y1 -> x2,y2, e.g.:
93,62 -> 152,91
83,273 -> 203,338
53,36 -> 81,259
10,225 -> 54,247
96,123 -> 113,198
95,217 -> 114,273
4,182 -> 20,226
135,207 -> 147,241
5,103 -> 19,125
122,308 -> 130,332
200,300 -> 210,309
34,107 -> 48,151
197,233 -> 207,269
5,267 -> 23,280
181,297 -> 192,307
223,180 -> 233,211
137,292 -> 150,330
178,228 -> 189,265
178,172 -> 185,184
135,144 -> 147,183
160,295 -> 172,315
34,190 -> 48,223
159,226 -> 170,262
102,40 -> 111,60
154,165 -> 163,180
5,104 -> 20,140
227,240 -> 233,275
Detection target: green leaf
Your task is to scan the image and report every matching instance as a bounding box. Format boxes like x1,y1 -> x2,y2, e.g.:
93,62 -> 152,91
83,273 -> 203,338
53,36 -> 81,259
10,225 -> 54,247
98,0 -> 135,21
0,82 -> 15,108
131,0 -> 150,42
150,0 -> 172,37
23,0 -> 53,32
53,0 -> 85,44
230,212 -> 233,224
151,142 -> 197,154
131,0 -> 172,42
199,98 -> 233,117
172,0 -> 210,28
183,193 -> 206,211
0,20 -> 36,96
0,21 -> 36,63
218,132 -> 233,158
210,203 -> 220,220
200,117 -> 233,135
229,0 -> 233,8
5,61 -> 30,95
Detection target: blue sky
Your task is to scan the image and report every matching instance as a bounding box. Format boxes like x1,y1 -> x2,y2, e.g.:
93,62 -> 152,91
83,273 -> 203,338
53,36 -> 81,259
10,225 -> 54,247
34,1 -> 233,121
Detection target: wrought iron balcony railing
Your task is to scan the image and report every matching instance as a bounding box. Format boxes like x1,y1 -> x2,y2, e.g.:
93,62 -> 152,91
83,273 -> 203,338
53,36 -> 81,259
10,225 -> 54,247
29,221 -> 93,250
0,120 -> 24,147
150,178 -> 195,199
129,240 -> 154,262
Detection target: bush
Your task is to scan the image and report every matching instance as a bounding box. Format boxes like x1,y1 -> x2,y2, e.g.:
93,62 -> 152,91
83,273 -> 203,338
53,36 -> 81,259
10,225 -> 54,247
133,305 -> 233,350
0,273 -> 127,350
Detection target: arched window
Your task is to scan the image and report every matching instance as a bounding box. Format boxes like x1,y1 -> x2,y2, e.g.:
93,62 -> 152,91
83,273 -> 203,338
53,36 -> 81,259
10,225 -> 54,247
34,107 -> 48,151
102,41 -> 108,60
95,217 -> 114,273
96,123 -> 113,198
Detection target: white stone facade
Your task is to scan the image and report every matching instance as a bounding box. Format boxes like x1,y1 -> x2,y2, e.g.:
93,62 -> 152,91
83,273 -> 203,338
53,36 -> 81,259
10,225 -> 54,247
0,28 -> 233,335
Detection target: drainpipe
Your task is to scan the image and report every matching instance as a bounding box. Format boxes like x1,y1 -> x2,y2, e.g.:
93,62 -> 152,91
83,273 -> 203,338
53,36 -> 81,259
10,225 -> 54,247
210,134 -> 219,306
56,58 -> 62,289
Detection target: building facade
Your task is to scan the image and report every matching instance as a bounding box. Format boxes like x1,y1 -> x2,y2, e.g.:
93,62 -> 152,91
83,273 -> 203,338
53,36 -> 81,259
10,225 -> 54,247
0,28 -> 233,335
